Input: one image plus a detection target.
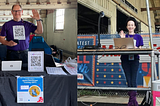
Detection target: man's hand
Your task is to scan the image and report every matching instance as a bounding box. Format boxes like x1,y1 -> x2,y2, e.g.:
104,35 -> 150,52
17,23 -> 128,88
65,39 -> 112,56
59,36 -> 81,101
0,36 -> 17,46
119,30 -> 125,38
7,40 -> 17,46
30,9 -> 40,20
31,9 -> 43,34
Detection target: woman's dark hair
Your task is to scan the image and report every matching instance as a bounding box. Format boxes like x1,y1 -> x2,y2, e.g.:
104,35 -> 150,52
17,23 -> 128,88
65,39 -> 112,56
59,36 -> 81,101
126,17 -> 138,33
12,4 -> 22,10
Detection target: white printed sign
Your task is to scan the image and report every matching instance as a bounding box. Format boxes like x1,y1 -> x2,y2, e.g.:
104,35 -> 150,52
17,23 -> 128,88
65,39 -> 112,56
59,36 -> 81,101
13,25 -> 25,40
28,51 -> 44,72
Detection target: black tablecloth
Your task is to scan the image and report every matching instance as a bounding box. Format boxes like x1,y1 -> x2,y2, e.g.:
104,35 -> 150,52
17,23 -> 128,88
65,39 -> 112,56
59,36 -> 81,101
0,44 -> 7,61
0,70 -> 77,106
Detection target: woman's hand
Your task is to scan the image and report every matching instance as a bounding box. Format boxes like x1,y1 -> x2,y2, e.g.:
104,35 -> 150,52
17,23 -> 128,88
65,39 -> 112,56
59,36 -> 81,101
134,46 -> 142,49
134,46 -> 138,49
119,30 -> 125,38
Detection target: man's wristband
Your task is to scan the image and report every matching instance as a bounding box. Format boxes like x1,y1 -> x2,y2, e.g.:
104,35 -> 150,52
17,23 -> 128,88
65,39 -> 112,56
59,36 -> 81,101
36,19 -> 43,22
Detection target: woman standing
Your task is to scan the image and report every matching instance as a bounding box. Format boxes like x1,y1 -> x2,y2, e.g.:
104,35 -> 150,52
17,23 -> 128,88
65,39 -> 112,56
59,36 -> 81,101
119,17 -> 143,106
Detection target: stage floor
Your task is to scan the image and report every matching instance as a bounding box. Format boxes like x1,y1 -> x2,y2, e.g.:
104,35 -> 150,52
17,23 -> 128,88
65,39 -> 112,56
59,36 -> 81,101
78,96 -> 160,106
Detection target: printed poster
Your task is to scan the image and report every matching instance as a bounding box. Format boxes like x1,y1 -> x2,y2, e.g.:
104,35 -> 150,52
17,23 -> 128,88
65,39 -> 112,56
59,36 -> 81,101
77,35 -> 97,86
17,76 -> 44,103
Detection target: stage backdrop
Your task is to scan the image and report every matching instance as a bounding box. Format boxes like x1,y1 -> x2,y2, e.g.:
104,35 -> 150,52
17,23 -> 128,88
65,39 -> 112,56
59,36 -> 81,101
77,34 -> 160,87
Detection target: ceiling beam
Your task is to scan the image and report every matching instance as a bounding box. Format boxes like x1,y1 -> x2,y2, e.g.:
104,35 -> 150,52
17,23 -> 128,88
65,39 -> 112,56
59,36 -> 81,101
0,3 -> 77,10
149,0 -> 157,16
155,16 -> 160,19
150,0 -> 155,7
141,7 -> 160,11
112,0 -> 148,26
0,15 -> 31,18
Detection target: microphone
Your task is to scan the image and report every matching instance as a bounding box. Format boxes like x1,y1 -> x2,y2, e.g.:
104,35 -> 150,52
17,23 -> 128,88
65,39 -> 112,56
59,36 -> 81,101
100,11 -> 104,18
98,11 -> 104,48
83,11 -> 104,49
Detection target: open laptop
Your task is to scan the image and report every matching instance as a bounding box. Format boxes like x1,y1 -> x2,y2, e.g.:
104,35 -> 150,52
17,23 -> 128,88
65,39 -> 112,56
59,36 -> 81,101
1,61 -> 22,71
113,38 -> 134,49
44,54 -> 56,67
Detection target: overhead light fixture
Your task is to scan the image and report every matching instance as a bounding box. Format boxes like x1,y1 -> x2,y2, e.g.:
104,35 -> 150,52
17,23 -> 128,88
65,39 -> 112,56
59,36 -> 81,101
6,0 -> 9,5
36,2 -> 40,4
57,2 -> 61,4
36,0 -> 40,4
67,0 -> 71,4
26,2 -> 30,4
46,0 -> 50,4
26,0 -> 30,4
67,2 -> 71,4
16,0 -> 20,4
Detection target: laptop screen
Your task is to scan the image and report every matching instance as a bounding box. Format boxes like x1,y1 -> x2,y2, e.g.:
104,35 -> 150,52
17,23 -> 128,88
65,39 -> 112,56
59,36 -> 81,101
113,38 -> 134,49
44,54 -> 56,67
31,48 -> 44,51
1,61 -> 22,71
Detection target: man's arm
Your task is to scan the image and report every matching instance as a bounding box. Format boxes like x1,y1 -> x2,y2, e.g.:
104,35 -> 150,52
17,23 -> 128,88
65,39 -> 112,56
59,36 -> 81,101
34,20 -> 43,34
30,9 -> 43,34
0,36 -> 17,46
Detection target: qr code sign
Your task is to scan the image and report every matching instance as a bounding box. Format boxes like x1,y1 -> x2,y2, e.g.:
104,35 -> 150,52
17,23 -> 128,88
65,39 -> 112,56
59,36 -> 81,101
31,56 -> 41,66
13,26 -> 25,40
15,27 -> 24,37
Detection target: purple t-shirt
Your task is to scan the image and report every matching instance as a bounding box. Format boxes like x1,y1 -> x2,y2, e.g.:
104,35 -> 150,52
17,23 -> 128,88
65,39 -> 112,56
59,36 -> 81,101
121,34 -> 144,60
0,20 -> 37,51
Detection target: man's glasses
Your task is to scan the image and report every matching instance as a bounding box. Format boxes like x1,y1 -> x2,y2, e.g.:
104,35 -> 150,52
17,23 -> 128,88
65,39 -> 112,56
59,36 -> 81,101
12,10 -> 22,13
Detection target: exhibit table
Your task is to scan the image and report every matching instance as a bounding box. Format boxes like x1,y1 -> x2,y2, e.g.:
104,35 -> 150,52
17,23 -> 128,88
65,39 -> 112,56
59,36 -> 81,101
0,70 -> 77,106
0,44 -> 7,61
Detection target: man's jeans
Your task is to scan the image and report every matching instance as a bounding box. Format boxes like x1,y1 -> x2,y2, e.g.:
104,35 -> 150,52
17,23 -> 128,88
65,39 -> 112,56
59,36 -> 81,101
7,49 -> 28,63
